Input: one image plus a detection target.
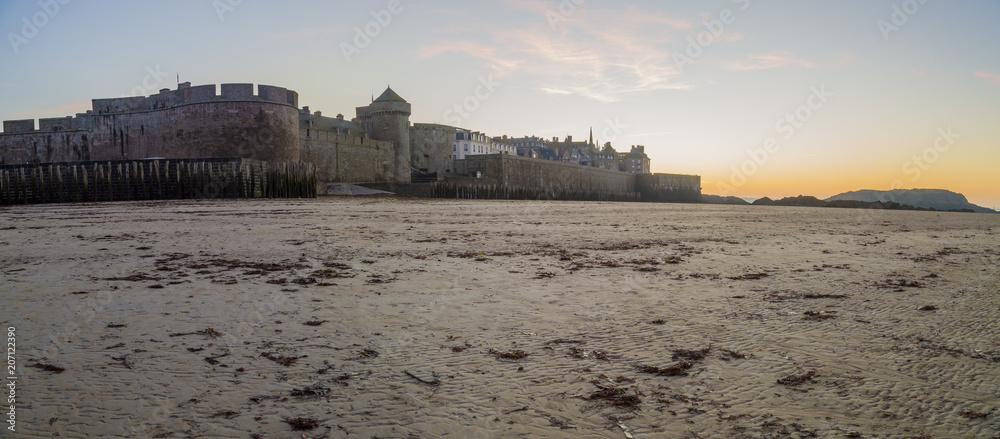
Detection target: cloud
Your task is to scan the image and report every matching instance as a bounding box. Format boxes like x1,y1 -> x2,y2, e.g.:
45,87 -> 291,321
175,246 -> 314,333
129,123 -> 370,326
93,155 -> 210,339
721,32 -> 745,42
723,51 -> 820,71
416,40 -> 525,75
973,71 -> 1000,85
417,3 -> 696,102
620,5 -> 693,29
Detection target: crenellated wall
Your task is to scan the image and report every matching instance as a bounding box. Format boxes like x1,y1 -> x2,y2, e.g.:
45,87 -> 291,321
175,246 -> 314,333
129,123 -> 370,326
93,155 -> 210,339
0,83 -> 300,165
89,83 -> 298,115
85,100 -> 299,163
3,120 -> 35,133
39,117 -> 74,131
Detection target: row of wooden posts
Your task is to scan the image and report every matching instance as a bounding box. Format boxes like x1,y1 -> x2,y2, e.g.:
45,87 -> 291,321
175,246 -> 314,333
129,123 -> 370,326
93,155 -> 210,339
430,181 -> 640,202
0,159 -> 317,205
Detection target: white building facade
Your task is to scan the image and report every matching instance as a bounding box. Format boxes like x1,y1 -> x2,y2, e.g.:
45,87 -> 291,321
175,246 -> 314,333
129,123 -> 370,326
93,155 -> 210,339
453,129 -> 516,160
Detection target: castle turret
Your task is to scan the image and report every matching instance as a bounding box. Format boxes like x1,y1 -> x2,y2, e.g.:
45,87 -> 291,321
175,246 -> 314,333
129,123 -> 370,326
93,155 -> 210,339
357,87 -> 412,183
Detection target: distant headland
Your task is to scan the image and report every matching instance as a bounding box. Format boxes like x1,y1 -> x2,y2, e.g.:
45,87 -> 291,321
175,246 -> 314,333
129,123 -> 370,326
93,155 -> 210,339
705,189 -> 996,213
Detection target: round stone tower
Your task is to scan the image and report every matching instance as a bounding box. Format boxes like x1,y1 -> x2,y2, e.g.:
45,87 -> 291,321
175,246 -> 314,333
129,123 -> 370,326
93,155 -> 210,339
356,87 -> 411,183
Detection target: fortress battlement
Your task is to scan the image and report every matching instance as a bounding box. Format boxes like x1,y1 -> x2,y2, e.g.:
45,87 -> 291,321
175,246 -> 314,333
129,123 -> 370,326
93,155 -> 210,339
1,83 -> 299,135
92,83 -> 299,115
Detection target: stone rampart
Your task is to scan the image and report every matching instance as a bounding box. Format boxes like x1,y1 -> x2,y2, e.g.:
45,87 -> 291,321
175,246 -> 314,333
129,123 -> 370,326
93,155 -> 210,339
458,154 -> 638,195
0,131 -> 92,164
452,154 -> 701,203
637,173 -> 702,203
299,129 -> 394,187
89,83 -> 298,115
0,84 -> 300,165
410,123 -> 456,175
3,120 -> 35,133
38,117 -> 74,131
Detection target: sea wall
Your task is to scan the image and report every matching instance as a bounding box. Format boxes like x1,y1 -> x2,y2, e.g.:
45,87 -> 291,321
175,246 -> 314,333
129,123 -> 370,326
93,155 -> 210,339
298,128 -> 394,187
449,154 -> 701,202
0,84 -> 300,165
87,100 -> 299,163
458,154 -> 638,195
636,173 -> 702,203
0,129 -> 92,164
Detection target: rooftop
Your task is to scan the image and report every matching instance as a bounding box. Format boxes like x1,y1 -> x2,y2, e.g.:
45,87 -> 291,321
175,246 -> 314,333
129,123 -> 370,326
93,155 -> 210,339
373,87 -> 406,103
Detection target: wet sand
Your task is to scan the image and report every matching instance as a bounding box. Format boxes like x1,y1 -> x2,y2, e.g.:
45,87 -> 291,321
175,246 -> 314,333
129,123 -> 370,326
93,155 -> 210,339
1,197 -> 998,438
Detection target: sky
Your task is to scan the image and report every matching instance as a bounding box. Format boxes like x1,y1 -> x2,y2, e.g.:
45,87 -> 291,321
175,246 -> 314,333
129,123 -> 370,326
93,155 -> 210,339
1,0 -> 998,208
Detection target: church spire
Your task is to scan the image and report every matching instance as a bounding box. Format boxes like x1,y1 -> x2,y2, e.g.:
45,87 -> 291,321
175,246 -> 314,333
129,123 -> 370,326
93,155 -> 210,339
589,127 -> 593,146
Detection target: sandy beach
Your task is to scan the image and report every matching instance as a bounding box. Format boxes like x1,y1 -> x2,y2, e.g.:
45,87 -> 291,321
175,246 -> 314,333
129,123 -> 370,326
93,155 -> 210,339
1,197 -> 998,438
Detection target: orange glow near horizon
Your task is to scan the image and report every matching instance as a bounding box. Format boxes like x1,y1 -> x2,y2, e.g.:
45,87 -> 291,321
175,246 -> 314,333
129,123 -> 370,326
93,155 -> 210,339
703,170 -> 1000,209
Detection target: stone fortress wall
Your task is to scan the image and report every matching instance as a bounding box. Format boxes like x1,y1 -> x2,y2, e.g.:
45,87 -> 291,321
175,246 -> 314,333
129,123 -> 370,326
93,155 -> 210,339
457,153 -> 637,194
410,123 -> 457,176
1,83 -> 301,165
1,83 -> 702,202
637,173 -> 703,203
356,91 -> 411,183
0,120 -> 92,165
298,117 -> 394,187
451,153 -> 701,202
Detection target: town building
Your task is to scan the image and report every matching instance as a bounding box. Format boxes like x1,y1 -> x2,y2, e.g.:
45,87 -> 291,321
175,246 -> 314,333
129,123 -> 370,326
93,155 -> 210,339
619,145 -> 651,174
452,129 -> 514,160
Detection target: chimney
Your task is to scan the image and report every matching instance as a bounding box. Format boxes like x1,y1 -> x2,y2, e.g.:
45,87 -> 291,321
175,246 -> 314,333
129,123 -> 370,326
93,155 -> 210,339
314,111 -> 322,117
301,106 -> 310,114
336,113 -> 344,120
178,82 -> 191,90
159,88 -> 170,94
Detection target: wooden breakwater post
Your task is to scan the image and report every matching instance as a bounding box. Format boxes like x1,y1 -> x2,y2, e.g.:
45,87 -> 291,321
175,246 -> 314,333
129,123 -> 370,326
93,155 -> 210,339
0,158 -> 316,205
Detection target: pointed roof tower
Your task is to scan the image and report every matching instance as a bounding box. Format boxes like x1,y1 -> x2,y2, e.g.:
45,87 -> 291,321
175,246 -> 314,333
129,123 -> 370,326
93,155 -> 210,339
374,86 -> 407,103
589,127 -> 593,146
